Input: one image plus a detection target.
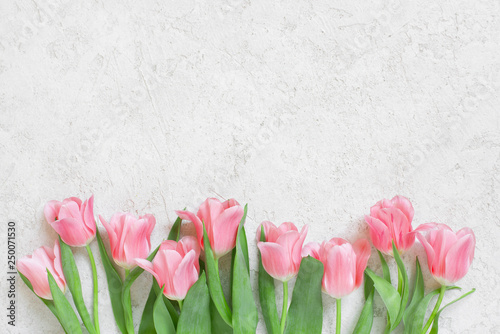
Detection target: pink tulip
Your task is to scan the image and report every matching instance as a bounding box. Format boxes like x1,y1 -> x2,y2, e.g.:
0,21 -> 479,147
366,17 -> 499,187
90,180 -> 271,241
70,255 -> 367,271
176,198 -> 244,259
135,236 -> 200,300
17,240 -> 66,300
44,195 -> 96,247
303,238 -> 371,299
364,195 -> 416,255
99,213 -> 156,270
417,223 -> 475,286
256,221 -> 308,282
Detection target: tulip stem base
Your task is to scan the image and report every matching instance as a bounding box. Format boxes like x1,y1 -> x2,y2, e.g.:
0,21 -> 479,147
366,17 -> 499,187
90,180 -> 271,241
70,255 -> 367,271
336,298 -> 341,334
422,285 -> 446,333
280,281 -> 288,334
178,299 -> 183,312
86,244 -> 100,334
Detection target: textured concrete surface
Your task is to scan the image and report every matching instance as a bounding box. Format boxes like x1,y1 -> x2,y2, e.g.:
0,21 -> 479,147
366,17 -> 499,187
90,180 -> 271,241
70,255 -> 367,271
1,0 -> 499,333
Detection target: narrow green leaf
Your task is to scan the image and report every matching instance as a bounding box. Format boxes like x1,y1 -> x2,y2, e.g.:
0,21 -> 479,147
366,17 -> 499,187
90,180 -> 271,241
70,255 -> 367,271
96,229 -> 127,334
365,268 -> 401,328
404,286 -> 460,334
284,257 -> 324,334
353,289 -> 375,334
58,237 -> 96,334
177,272 -> 211,333
258,228 -> 280,334
363,272 -> 374,300
429,288 -> 475,334
18,271 -> 63,326
210,298 -> 233,334
378,251 -> 391,283
153,285 -> 176,334
152,280 -> 179,326
138,278 -> 158,334
203,222 -> 232,327
403,258 -> 424,326
232,205 -> 258,333
167,212 -> 184,242
122,244 -> 161,333
391,242 -> 409,331
47,270 -> 83,334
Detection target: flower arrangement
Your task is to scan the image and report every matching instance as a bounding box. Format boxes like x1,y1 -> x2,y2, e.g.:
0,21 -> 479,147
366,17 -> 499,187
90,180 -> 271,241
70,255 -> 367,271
18,195 -> 475,334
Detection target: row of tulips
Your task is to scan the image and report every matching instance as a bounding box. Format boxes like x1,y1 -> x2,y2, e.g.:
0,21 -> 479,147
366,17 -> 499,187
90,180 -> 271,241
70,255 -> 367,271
18,195 -> 475,333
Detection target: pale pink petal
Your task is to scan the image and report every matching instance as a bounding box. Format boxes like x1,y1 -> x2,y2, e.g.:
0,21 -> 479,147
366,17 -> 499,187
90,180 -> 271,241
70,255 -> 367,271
99,215 -> 118,255
323,244 -> 356,299
302,242 -> 321,260
172,250 -> 199,300
291,225 -> 308,270
352,239 -> 371,289
44,200 -> 62,222
49,218 -> 91,247
197,198 -> 224,230
444,234 -> 475,284
221,198 -> 240,209
176,210 -> 204,250
82,195 -> 96,235
417,233 -> 436,276
365,215 -> 391,254
211,205 -> 244,258
135,258 -> 161,285
255,221 -> 276,242
258,242 -> 292,281
160,240 -> 178,252
391,195 -> 414,223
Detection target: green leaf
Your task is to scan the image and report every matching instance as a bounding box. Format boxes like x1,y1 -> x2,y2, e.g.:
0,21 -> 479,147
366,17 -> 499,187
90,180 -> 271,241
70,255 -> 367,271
138,278 -> 158,334
96,229 -> 127,334
203,222 -> 232,327
18,271 -> 63,327
391,242 -> 409,331
363,272 -> 374,300
47,269 -> 83,334
177,272 -> 211,334
58,237 -> 96,334
167,212 -> 183,242
353,289 -> 374,334
122,244 -> 161,333
152,280 -> 179,326
365,268 -> 401,328
378,251 -> 391,283
404,286 -> 460,334
231,205 -> 258,333
429,288 -> 475,334
403,258 -> 424,326
153,285 -> 176,334
210,298 -> 233,334
258,228 -> 280,334
284,257 -> 324,334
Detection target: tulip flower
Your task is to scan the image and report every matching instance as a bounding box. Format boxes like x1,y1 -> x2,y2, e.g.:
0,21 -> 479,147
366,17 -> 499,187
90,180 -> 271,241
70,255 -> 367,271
302,238 -> 370,334
416,223 -> 475,286
417,223 -> 476,333
44,195 -> 96,247
256,221 -> 308,334
99,212 -> 156,270
364,195 -> 415,255
17,239 -> 66,300
256,221 -> 308,282
135,236 -> 200,303
176,198 -> 244,259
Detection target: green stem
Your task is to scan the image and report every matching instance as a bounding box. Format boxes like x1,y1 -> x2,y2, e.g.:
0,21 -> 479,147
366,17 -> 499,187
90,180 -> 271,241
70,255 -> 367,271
86,245 -> 100,334
178,299 -> 183,312
280,281 -> 288,334
123,269 -> 133,334
336,298 -> 341,334
421,285 -> 446,334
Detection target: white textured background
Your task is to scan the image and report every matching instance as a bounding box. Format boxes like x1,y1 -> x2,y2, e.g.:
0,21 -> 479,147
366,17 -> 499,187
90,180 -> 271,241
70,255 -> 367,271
1,0 -> 499,333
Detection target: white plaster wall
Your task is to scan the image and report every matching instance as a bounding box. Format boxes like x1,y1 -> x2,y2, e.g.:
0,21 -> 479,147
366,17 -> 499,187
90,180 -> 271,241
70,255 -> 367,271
0,0 -> 498,333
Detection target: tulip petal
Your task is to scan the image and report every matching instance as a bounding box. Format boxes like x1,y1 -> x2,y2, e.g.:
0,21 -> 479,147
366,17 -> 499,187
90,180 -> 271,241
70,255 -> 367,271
82,195 -> 96,234
353,239 -> 371,289
211,205 -> 244,258
416,233 -> 436,276
176,210 -> 204,250
197,198 -> 224,229
257,242 -> 291,281
17,259 -> 53,299
444,234 -> 475,284
323,244 -> 356,298
44,200 -> 62,222
302,242 -> 321,260
50,218 -> 90,247
291,225 -> 308,269
365,215 -> 391,254
173,250 -> 199,300
135,258 -> 161,286
391,195 -> 414,223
